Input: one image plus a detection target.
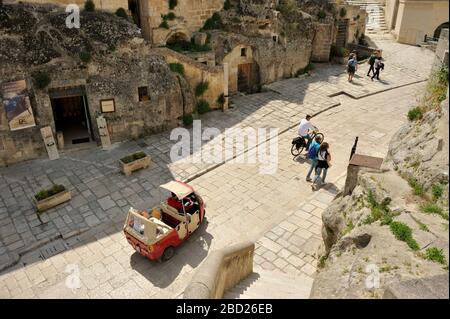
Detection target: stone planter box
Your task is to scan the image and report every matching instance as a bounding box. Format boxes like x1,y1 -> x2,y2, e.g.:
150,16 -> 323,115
33,189 -> 71,213
120,154 -> 151,176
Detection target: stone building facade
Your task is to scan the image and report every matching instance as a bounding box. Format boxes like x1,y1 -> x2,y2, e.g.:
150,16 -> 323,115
385,0 -> 449,45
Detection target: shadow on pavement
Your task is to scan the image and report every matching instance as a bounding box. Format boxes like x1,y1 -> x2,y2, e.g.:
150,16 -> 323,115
129,218 -> 213,289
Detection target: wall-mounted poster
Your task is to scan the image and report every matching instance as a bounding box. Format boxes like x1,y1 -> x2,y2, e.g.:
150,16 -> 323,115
100,99 -> 116,113
1,80 -> 36,131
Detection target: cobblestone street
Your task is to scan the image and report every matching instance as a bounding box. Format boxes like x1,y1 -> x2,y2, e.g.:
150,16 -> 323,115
0,34 -> 435,298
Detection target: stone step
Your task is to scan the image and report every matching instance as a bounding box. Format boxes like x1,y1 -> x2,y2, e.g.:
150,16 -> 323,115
223,269 -> 314,299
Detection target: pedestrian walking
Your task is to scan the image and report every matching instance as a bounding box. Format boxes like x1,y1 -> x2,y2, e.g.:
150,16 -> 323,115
312,142 -> 332,190
371,57 -> 384,81
347,55 -> 358,82
367,52 -> 377,76
306,135 -> 322,182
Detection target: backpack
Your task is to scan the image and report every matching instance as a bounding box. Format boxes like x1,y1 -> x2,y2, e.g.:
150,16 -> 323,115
308,143 -> 320,159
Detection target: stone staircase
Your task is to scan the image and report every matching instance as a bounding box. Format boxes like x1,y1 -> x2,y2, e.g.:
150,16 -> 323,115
345,0 -> 389,34
223,268 -> 314,299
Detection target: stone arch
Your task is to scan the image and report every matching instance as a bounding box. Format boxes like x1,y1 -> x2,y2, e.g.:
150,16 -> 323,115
165,30 -> 191,45
433,22 -> 449,40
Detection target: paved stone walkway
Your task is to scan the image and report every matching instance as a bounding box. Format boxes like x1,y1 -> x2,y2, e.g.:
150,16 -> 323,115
0,34 -> 435,298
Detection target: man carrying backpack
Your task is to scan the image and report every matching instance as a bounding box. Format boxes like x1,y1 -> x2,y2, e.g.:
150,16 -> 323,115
371,57 -> 384,81
306,135 -> 323,182
347,55 -> 358,82
367,52 -> 377,77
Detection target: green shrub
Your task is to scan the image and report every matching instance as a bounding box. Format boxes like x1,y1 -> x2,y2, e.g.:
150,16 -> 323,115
408,177 -> 425,196
203,12 -> 223,30
35,184 -> 66,201
390,221 -> 420,251
162,12 -> 176,20
79,51 -> 91,63
420,202 -> 443,215
32,71 -> 51,89
84,0 -> 95,12
330,45 -> 349,58
317,9 -> 326,20
159,20 -> 169,29
432,184 -> 444,200
121,152 -> 147,164
182,114 -> 193,126
224,0 -> 232,10
407,106 -> 424,121
169,63 -> 185,76
296,63 -> 314,76
339,7 -> 347,17
196,100 -> 211,114
425,247 -> 447,265
167,40 -> 211,52
169,0 -> 178,10
115,8 -> 128,19
195,80 -> 209,97
217,93 -> 226,108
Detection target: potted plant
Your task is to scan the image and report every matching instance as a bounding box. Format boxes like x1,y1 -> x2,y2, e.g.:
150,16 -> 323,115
33,184 -> 71,213
120,151 -> 151,176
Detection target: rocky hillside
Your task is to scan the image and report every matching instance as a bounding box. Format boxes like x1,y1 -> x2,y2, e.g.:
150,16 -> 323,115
0,2 -> 141,66
311,66 -> 449,299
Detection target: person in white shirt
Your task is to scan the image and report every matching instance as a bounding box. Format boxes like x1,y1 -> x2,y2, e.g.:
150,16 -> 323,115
297,115 -> 318,147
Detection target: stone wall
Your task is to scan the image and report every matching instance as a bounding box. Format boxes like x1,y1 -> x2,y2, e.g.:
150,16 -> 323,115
142,0 -> 225,45
183,241 -> 255,299
155,48 -> 227,111
311,23 -> 334,62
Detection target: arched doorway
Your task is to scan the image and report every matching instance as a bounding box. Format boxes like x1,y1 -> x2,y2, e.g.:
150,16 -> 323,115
434,22 -> 449,39
166,31 -> 191,51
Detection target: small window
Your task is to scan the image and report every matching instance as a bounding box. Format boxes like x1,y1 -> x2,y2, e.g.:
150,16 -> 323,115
241,48 -> 247,57
138,86 -> 149,101
273,35 -> 278,42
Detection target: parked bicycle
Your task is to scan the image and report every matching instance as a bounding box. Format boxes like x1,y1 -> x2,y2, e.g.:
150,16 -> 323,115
291,131 -> 325,157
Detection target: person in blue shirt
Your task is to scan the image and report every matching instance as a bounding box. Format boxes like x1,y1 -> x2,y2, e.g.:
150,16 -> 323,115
306,135 -> 323,182
347,54 -> 358,82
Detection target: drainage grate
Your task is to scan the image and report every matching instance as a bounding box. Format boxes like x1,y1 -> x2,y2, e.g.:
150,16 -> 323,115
39,240 -> 67,260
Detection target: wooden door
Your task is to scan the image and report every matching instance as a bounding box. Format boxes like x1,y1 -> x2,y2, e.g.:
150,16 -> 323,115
238,63 -> 253,93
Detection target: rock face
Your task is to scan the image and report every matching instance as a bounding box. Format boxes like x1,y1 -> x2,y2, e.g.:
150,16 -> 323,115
311,95 -> 449,299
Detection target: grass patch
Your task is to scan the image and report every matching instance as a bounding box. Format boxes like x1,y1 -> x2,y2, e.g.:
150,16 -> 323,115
120,152 -> 147,164
408,177 -> 425,196
295,63 -> 314,77
182,114 -> 193,126
330,45 -> 349,58
318,255 -> 327,268
166,40 -> 211,52
169,63 -> 185,76
169,0 -> 178,10
79,51 -> 91,63
344,220 -> 354,234
407,106 -> 425,121
35,184 -> 66,201
425,247 -> 447,265
390,221 -> 420,251
84,0 -> 95,11
224,0 -> 232,10
202,12 -> 223,30
432,184 -> 444,200
115,8 -> 128,19
32,71 -> 51,89
195,80 -> 209,97
420,202 -> 448,220
363,191 -> 394,225
159,20 -> 169,29
196,100 -> 211,114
